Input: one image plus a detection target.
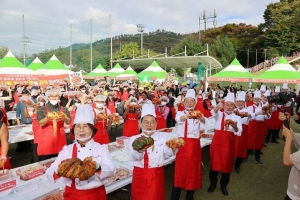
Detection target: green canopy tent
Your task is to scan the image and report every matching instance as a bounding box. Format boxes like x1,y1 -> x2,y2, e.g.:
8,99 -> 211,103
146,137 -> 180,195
106,63 -> 125,77
116,66 -> 138,80
207,58 -> 253,82
0,50 -> 35,74
28,57 -> 43,71
36,55 -> 71,75
137,61 -> 167,81
84,64 -> 107,80
253,56 -> 300,83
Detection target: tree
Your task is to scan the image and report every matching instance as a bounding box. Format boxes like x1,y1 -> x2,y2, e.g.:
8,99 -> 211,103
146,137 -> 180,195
170,36 -> 206,56
0,46 -> 8,59
209,36 -> 236,67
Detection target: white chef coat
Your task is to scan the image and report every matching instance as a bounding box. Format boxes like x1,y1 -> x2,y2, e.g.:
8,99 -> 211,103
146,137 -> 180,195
211,110 -> 242,136
129,132 -> 174,168
247,104 -> 271,121
235,107 -> 250,125
46,139 -> 115,190
138,99 -> 153,106
175,110 -> 205,139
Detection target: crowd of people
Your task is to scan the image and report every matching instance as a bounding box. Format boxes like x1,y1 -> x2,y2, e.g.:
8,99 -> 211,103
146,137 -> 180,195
0,79 -> 299,199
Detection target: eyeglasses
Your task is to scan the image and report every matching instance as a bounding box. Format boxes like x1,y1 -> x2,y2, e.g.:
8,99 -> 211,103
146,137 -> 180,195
74,125 -> 90,130
142,121 -> 156,126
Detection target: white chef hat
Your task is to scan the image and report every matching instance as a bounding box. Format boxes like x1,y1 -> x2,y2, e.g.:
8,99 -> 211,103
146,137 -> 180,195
160,96 -> 169,103
260,85 -> 266,92
45,89 -> 62,99
282,83 -> 288,89
236,91 -> 246,101
254,91 -> 261,99
184,89 -> 196,101
141,104 -> 156,119
74,105 -> 95,125
94,95 -> 106,102
263,90 -> 271,97
224,92 -> 235,103
128,96 -> 137,103
181,87 -> 188,93
275,86 -> 280,93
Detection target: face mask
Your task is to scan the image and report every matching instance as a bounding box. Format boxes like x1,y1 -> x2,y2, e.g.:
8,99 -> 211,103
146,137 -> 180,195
185,107 -> 194,111
142,129 -> 155,136
49,100 -> 59,105
39,102 -> 44,106
96,103 -> 104,108
75,103 -> 80,107
220,94 -> 223,97
31,92 -> 35,96
81,90 -> 86,93
75,135 -> 92,142
161,102 -> 167,106
60,88 -> 65,92
198,91 -> 202,94
130,102 -> 137,105
87,100 -> 92,104
109,96 -> 112,99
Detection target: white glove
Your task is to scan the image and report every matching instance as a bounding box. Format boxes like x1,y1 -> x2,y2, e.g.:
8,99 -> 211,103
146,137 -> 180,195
255,111 -> 262,116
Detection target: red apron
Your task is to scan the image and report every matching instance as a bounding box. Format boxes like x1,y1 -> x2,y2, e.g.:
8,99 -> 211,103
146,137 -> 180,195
170,107 -> 176,119
268,109 -> 278,130
107,99 -> 116,114
246,100 -> 253,107
94,109 -> 110,144
155,106 -> 167,130
31,113 -> 41,144
69,107 -> 77,141
195,96 -> 205,113
64,145 -> 107,200
132,149 -> 164,200
210,113 -> 235,173
234,124 -> 248,158
177,96 -> 185,111
38,106 -> 66,156
203,99 -> 212,118
174,119 -> 202,190
247,107 -> 264,150
123,112 -> 139,137
121,90 -> 129,101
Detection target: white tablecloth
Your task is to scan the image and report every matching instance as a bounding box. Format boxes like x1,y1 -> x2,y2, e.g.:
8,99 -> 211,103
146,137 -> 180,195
7,111 -> 16,120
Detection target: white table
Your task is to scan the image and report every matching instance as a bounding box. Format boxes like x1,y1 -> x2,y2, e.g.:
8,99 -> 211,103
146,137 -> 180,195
7,111 -> 16,120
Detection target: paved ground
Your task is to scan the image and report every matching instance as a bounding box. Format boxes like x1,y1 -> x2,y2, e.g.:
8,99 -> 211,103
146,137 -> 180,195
8,119 -> 298,200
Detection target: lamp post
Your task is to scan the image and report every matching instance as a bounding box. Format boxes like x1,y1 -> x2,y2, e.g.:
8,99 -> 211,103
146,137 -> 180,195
137,24 -> 144,55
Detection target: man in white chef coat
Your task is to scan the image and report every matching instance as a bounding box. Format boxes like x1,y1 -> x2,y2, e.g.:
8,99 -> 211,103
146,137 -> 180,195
170,89 -> 206,200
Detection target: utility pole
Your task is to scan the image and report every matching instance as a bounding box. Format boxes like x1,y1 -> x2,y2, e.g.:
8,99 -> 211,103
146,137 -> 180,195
110,14 -> 113,69
70,24 -> 72,65
137,24 -> 144,55
199,9 -> 217,32
90,19 -> 92,72
247,49 -> 250,68
22,14 -> 30,66
255,49 -> 257,66
264,49 -> 267,68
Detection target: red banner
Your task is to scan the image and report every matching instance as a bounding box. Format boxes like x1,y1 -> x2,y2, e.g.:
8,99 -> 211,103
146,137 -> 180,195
0,74 -> 69,87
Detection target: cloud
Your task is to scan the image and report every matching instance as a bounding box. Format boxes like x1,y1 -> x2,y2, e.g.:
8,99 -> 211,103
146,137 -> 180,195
0,0 -> 279,55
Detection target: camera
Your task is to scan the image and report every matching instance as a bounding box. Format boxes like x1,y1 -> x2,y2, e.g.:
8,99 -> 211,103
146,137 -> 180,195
267,92 -> 291,105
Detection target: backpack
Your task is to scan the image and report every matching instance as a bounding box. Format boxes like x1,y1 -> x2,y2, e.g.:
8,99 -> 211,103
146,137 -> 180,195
117,101 -> 126,116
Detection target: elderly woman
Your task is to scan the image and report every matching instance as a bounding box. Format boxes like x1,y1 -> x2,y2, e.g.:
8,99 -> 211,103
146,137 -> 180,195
155,96 -> 170,130
0,99 -> 11,169
122,96 -> 140,137
46,105 -> 115,199
129,104 -> 175,200
37,89 -> 71,161
31,95 -> 47,163
138,91 -> 152,106
93,95 -> 111,144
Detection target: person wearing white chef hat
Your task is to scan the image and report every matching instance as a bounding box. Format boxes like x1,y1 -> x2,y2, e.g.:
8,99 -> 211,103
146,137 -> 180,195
46,105 -> 115,200
170,89 -> 206,200
233,91 -> 250,174
246,90 -> 270,166
208,92 -> 242,196
129,104 -> 175,200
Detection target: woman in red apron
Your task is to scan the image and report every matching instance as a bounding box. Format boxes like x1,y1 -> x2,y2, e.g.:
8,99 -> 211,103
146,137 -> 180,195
155,97 -> 169,130
0,105 -> 11,169
123,97 -> 140,137
121,86 -> 129,101
93,95 -> 110,144
203,98 -> 212,118
46,105 -> 115,200
106,93 -> 116,114
195,92 -> 205,113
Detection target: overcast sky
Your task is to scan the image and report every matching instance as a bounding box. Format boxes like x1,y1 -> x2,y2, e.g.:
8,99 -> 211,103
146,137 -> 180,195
0,0 -> 278,55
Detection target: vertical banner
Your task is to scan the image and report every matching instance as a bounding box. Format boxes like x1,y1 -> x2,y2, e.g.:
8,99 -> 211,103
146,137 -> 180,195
197,62 -> 205,85
69,71 -> 83,85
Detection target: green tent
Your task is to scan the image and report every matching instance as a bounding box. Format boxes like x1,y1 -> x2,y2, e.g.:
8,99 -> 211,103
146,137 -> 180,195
207,58 -> 253,82
36,55 -> 70,75
0,50 -> 34,74
116,66 -> 137,80
106,63 -> 125,77
253,56 -> 300,83
138,61 -> 167,80
28,57 -> 43,71
86,64 -> 107,77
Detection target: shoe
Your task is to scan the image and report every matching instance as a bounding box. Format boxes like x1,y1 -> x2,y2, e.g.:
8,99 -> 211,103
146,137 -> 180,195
221,187 -> 228,196
242,158 -> 247,164
256,158 -> 263,165
271,140 -> 279,144
208,185 -> 216,193
249,150 -> 254,155
235,167 -> 241,174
